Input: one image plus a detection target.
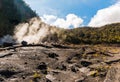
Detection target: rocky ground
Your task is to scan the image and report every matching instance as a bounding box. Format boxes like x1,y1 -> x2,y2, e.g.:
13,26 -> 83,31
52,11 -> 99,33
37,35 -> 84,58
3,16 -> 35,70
0,44 -> 120,82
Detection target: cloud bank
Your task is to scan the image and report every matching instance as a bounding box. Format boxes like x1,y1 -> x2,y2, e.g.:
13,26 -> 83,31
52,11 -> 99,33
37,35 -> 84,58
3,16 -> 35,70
88,1 -> 120,27
41,14 -> 83,29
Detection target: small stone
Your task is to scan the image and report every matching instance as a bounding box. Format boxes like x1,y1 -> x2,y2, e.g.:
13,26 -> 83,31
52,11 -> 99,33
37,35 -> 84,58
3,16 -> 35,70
87,70 -> 98,77
71,66 -> 79,73
48,53 -> 59,58
37,62 -> 47,70
46,74 -> 56,81
56,63 -> 67,71
81,60 -> 92,67
79,67 -> 90,74
75,77 -> 84,82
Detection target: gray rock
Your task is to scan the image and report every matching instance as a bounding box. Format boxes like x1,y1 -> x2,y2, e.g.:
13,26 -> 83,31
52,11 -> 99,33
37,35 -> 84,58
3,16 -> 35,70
75,77 -> 84,82
79,67 -> 90,74
80,59 -> 92,67
46,74 -> 56,81
104,64 -> 120,82
105,54 -> 120,64
21,41 -> 28,46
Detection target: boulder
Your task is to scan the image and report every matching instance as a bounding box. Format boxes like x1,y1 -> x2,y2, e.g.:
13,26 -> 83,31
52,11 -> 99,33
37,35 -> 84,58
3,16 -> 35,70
48,53 -> 59,58
21,41 -> 28,46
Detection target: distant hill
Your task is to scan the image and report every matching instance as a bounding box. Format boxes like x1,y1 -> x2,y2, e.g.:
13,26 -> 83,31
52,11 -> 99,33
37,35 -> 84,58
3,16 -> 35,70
0,0 -> 37,37
14,17 -> 120,44
58,23 -> 120,44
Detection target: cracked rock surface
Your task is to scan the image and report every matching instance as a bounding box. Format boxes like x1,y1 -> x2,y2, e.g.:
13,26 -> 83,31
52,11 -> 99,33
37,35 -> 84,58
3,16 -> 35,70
0,44 -> 120,82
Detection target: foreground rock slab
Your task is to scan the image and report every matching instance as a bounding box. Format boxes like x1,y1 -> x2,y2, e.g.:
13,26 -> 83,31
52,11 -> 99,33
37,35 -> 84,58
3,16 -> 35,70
0,45 -> 119,82
104,64 -> 120,82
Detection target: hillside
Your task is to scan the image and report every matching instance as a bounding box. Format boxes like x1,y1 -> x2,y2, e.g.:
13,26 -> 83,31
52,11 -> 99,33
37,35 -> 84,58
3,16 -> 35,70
57,23 -> 120,44
0,0 -> 37,37
14,17 -> 120,45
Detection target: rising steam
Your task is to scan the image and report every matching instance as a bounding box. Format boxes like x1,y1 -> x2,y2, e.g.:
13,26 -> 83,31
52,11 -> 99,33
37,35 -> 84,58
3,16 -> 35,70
0,35 -> 15,45
14,17 -> 58,44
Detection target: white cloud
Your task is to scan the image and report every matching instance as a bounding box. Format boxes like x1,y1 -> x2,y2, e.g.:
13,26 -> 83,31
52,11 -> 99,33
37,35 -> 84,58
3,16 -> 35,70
41,14 -> 83,29
41,15 -> 57,24
88,1 -> 120,27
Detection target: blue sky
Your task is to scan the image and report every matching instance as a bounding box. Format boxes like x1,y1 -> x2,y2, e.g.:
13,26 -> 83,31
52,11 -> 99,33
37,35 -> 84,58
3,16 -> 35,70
24,0 -> 120,28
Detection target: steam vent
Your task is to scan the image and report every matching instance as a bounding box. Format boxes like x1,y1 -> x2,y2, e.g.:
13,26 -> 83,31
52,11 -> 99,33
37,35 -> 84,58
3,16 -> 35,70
0,0 -> 120,82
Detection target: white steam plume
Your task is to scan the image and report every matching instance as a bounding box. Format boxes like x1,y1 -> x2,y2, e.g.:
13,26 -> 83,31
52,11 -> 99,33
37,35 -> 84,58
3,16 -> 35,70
14,17 -> 57,44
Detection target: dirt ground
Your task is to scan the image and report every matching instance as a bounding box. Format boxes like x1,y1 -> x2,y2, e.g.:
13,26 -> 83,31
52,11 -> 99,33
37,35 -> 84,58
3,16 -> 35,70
0,44 -> 120,82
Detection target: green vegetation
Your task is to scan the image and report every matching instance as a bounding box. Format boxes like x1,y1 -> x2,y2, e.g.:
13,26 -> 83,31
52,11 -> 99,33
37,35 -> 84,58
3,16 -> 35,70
33,72 -> 41,79
0,0 -> 37,37
58,23 -> 120,44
